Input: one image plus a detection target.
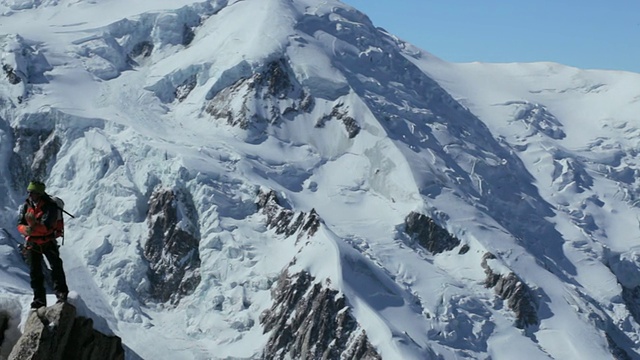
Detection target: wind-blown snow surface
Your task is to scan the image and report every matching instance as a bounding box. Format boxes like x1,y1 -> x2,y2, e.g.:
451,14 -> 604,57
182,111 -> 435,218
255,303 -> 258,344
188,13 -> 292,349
1,0 -> 640,359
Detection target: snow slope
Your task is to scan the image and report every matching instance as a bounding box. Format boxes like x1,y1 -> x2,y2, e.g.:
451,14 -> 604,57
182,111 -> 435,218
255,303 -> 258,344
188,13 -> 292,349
1,0 -> 640,359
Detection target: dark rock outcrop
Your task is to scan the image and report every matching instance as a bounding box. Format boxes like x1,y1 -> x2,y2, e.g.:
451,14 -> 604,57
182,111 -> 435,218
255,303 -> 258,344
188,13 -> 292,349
205,59 -> 312,130
205,58 -> 364,139
256,189 -> 320,240
404,212 -> 460,254
3,64 -> 22,85
175,74 -> 197,102
315,102 -> 360,138
144,188 -> 201,304
481,253 -> 538,328
260,270 -> 380,360
8,303 -> 123,360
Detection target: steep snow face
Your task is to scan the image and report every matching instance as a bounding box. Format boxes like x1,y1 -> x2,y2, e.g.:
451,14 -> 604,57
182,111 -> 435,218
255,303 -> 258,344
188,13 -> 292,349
408,48 -> 640,357
1,0 -> 640,359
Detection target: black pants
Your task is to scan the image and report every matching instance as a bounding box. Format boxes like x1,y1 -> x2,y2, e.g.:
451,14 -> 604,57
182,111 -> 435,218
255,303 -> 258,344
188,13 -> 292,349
27,240 -> 69,305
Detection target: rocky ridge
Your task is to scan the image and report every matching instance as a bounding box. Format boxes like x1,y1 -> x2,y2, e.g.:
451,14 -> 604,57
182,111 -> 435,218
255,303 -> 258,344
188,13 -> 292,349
6,303 -> 124,360
260,270 -> 380,360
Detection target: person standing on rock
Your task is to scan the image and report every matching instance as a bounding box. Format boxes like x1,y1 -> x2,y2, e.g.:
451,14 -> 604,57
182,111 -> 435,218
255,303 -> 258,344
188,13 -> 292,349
17,181 -> 69,309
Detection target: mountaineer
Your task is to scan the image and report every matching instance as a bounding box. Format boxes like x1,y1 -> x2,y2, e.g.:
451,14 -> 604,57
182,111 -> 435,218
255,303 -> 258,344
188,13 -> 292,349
17,181 -> 69,309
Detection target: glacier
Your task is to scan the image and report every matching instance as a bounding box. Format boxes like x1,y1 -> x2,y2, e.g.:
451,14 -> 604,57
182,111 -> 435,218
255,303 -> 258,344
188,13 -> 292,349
1,0 -> 640,359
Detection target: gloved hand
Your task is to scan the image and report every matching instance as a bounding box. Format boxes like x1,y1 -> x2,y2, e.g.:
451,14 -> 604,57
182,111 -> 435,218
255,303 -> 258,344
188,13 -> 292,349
17,224 -> 33,236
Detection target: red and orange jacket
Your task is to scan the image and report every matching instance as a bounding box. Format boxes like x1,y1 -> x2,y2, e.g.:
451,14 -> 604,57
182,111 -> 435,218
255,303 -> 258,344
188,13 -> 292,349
17,197 -> 57,244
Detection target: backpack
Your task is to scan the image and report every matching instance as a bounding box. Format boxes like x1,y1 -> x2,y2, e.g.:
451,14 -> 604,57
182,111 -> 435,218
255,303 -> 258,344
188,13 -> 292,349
49,196 -> 65,239
46,195 -> 74,244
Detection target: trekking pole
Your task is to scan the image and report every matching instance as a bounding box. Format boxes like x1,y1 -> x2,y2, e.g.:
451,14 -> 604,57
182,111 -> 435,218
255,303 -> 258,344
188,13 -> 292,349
62,208 -> 75,218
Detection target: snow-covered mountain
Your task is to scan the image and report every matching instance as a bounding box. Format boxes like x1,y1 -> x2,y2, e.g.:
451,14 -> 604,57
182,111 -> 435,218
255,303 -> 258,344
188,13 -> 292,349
1,0 -> 640,359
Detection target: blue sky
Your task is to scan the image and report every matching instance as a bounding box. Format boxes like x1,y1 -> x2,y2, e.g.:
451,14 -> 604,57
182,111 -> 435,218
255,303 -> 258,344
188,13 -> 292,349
342,1 -> 640,74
